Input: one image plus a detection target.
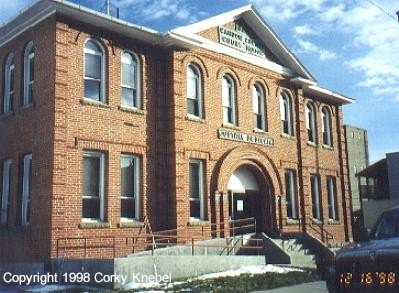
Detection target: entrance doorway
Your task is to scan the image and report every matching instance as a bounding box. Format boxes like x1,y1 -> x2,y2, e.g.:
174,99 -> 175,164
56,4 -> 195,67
227,166 -> 272,234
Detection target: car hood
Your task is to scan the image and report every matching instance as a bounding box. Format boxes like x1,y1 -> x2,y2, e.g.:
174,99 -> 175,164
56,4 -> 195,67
336,238 -> 399,260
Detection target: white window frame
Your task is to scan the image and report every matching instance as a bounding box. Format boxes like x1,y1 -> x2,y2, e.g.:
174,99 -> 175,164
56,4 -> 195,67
253,83 -> 266,131
327,176 -> 338,221
189,159 -> 205,220
187,64 -> 203,118
222,75 -> 236,125
23,42 -> 34,106
82,151 -> 105,222
285,169 -> 298,219
322,107 -> 333,146
306,102 -> 317,143
1,159 -> 11,225
310,174 -> 322,221
3,53 -> 14,113
21,154 -> 32,225
280,92 -> 293,136
121,51 -> 140,109
120,154 -> 140,221
84,39 -> 106,103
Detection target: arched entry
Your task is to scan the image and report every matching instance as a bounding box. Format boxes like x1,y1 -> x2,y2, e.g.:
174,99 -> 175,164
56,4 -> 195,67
211,145 -> 283,236
228,165 -> 273,234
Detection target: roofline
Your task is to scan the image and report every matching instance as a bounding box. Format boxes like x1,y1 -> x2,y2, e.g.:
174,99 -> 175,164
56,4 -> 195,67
290,77 -> 355,105
170,5 -> 254,34
0,0 -> 163,47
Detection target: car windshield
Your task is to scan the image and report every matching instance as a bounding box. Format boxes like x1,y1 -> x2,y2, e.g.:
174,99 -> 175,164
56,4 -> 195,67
371,210 -> 399,240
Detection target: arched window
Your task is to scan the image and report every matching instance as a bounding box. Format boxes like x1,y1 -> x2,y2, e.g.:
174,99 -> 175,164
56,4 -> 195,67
3,53 -> 14,113
253,83 -> 266,131
306,102 -> 317,143
322,107 -> 333,146
23,42 -> 34,105
187,64 -> 202,118
280,92 -> 293,135
121,51 -> 140,108
222,75 -> 236,125
84,39 -> 106,102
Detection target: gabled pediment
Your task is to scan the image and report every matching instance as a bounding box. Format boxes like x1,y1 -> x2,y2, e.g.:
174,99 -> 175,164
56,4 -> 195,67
170,5 -> 315,81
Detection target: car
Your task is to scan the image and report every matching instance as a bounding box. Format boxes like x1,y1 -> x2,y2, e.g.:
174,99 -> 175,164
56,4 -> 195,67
326,206 -> 399,292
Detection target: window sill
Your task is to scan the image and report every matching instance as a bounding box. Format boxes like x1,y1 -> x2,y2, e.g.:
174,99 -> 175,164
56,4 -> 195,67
307,141 -> 317,148
253,128 -> 268,134
79,222 -> 110,229
0,112 -> 14,120
186,115 -> 205,123
16,103 -> 34,113
117,220 -> 144,228
187,220 -> 210,227
280,133 -> 295,140
119,105 -> 144,115
327,219 -> 340,225
312,218 -> 323,225
80,98 -> 110,108
286,218 -> 300,225
322,145 -> 334,151
221,123 -> 239,130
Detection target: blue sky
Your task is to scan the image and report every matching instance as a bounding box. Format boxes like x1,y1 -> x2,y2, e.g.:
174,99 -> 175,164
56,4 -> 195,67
2,0 -> 398,163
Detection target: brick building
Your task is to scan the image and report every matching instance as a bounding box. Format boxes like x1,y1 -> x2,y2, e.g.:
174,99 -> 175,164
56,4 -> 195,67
0,0 -> 354,263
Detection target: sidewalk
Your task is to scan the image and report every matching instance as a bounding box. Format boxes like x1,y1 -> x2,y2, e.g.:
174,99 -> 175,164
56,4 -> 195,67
253,281 -> 328,292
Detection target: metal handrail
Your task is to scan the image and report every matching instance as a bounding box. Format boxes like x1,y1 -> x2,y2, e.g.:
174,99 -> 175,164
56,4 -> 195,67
55,217 -> 257,258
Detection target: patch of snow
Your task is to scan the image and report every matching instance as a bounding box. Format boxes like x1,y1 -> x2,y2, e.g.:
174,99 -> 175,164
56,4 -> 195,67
194,265 -> 302,280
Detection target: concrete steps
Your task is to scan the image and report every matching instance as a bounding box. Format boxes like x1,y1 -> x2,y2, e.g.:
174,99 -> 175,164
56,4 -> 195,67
269,237 -> 318,269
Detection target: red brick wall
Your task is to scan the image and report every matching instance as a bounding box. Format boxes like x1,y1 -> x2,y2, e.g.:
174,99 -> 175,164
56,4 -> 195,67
0,16 -> 352,262
0,17 -> 56,261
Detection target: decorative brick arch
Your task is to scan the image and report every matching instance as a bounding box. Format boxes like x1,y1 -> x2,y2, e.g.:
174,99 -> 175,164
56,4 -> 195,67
214,145 -> 282,195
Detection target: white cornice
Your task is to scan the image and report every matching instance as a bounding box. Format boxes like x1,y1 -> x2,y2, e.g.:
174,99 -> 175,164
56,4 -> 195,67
167,31 -> 294,77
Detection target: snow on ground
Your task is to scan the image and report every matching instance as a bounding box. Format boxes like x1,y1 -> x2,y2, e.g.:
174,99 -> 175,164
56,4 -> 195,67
123,264 -> 301,290
12,265 -> 300,291
193,264 -> 303,280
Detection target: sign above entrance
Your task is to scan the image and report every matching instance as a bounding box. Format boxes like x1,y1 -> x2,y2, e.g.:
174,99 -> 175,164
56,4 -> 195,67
218,24 -> 266,58
218,129 -> 274,147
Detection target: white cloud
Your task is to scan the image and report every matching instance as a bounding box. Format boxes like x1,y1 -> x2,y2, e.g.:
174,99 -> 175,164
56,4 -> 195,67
112,0 -> 201,23
296,39 -> 337,61
292,25 -> 320,36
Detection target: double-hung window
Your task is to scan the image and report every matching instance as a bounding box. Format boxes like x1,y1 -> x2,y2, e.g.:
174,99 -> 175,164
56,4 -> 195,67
222,75 -> 236,125
121,51 -> 140,108
253,84 -> 266,131
327,176 -> 338,220
84,40 -> 105,102
189,160 -> 205,220
187,64 -> 202,118
21,154 -> 32,225
280,93 -> 293,135
82,151 -> 105,221
285,169 -> 298,219
306,102 -> 317,143
322,107 -> 333,146
121,154 -> 140,221
310,174 -> 322,221
3,53 -> 14,113
1,160 -> 11,225
23,42 -> 34,106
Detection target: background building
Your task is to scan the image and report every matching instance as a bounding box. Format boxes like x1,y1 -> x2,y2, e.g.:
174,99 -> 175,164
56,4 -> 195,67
344,125 -> 369,237
357,152 -> 399,229
0,0 -> 353,264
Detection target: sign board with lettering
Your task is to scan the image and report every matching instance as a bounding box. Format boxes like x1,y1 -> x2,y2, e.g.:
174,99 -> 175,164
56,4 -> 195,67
218,129 -> 274,147
218,24 -> 266,58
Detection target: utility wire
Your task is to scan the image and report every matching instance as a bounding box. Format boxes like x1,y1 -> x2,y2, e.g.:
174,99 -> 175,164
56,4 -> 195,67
364,0 -> 397,21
